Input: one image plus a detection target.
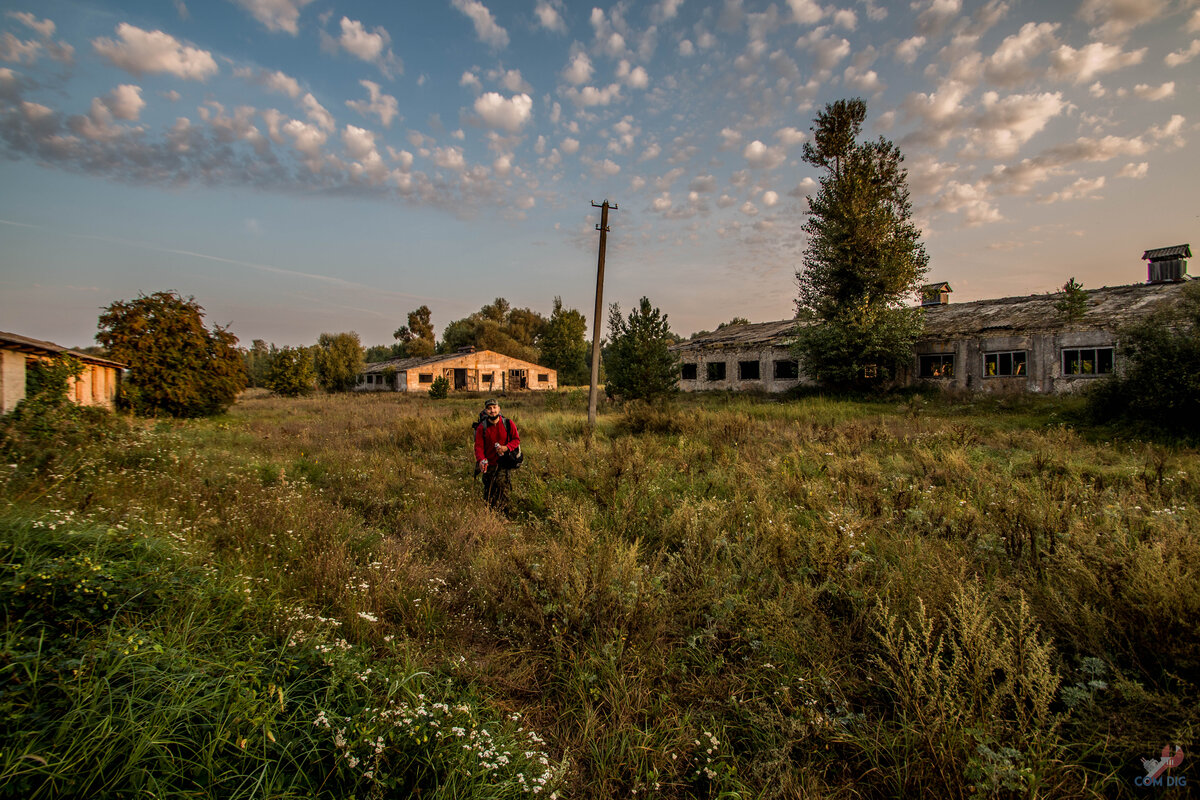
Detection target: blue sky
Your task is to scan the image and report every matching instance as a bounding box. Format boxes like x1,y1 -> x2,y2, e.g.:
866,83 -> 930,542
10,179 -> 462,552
0,0 -> 1196,348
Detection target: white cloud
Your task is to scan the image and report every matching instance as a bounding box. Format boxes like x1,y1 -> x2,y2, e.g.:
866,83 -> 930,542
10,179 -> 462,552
720,127 -> 742,150
654,0 -> 686,22
1078,0 -> 1167,41
231,0 -> 316,35
534,0 -> 567,33
598,158 -> 621,176
1039,175 -> 1105,204
689,174 -> 717,192
342,124 -> 376,160
787,0 -> 825,25
493,68 -> 531,93
762,190 -> 779,206
844,65 -> 883,93
832,9 -> 857,29
92,23 -> 218,80
1133,81 -> 1174,100
300,93 -> 335,131
460,71 -> 482,90
895,36 -> 926,64
935,180 -> 1003,226
1117,161 -> 1148,178
1165,40 -> 1200,67
740,201 -> 759,216
0,33 -> 40,64
1190,8 -> 1200,32
1049,41 -> 1146,83
235,67 -> 302,98
743,139 -> 786,169
796,27 -> 851,76
104,84 -> 145,120
560,137 -> 580,154
7,11 -> 55,38
282,119 -> 327,161
346,80 -> 399,127
652,192 -> 673,212
562,50 -> 593,85
965,91 -> 1065,158
775,127 -> 806,146
473,92 -> 532,132
913,0 -> 963,37
984,22 -> 1059,86
338,17 -> 387,60
616,60 -> 650,89
434,145 -> 467,170
452,0 -> 509,49
678,39 -> 695,56
562,83 -> 621,107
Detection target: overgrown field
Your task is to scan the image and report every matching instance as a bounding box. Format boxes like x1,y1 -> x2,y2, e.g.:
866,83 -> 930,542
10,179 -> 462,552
2,389 -> 1197,798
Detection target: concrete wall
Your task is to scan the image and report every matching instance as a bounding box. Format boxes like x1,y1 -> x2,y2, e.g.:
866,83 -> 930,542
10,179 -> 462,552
1,349 -> 25,414
676,345 -> 807,393
357,352 -> 558,393
0,349 -> 121,413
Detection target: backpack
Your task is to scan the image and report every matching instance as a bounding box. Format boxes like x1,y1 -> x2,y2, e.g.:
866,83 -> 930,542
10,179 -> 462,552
472,414 -> 523,470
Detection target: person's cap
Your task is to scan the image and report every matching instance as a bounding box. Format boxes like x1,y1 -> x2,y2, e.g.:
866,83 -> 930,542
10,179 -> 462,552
484,398 -> 499,408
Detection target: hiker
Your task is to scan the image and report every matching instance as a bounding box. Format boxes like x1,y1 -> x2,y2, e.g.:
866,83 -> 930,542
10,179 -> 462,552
474,398 -> 520,514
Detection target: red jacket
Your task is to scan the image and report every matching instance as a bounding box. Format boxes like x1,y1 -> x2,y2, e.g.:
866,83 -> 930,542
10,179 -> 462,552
474,415 -> 519,469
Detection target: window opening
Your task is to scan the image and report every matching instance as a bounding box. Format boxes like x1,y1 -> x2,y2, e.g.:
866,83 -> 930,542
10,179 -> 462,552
706,362 -> 726,381
738,360 -> 760,380
984,351 -> 1027,377
919,353 -> 955,378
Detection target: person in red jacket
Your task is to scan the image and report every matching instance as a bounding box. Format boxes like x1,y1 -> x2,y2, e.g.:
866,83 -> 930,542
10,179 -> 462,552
474,398 -> 520,514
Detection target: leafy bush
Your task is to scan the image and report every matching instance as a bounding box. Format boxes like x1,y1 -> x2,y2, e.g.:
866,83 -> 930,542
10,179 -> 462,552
428,375 -> 450,398
96,291 -> 247,417
313,332 -> 364,393
265,345 -> 315,396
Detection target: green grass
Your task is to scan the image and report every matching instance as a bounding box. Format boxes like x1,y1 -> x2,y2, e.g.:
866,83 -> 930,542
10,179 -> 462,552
2,389 -> 1197,798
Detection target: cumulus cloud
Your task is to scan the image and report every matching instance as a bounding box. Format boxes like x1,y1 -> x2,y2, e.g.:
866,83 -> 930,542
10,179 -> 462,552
7,11 -> 55,38
103,84 -> 145,120
914,0 -> 963,38
775,127 -> 806,146
787,0 -> 825,25
433,145 -> 467,171
964,91 -> 1065,158
0,33 -> 40,64
1049,41 -> 1145,83
895,35 -> 926,64
762,189 -> 779,206
231,0 -> 316,35
1078,0 -> 1167,40
92,23 -> 218,80
1039,175 -> 1105,204
452,0 -> 509,49
984,22 -> 1059,86
235,67 -> 302,98
562,50 -> 593,85
1165,40 -> 1200,67
534,0 -> 567,33
844,65 -> 884,93
346,80 -> 399,127
560,136 -> 579,154
796,27 -> 851,76
1133,81 -> 1174,100
743,139 -> 786,169
300,93 -> 335,131
616,60 -> 650,89
562,83 -> 621,107
473,92 -> 532,132
334,17 -> 401,76
1117,161 -> 1148,178
935,180 -> 1003,226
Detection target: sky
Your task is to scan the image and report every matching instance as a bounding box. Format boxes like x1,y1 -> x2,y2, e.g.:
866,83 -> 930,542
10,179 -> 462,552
0,0 -> 1196,349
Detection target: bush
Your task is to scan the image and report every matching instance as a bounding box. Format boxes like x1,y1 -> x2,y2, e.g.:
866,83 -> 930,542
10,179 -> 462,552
428,375 -> 450,399
265,346 -> 315,396
313,332 -> 364,393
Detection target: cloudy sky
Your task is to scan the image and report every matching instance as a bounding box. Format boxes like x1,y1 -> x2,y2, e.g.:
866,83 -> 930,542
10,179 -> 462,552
0,0 -> 1196,348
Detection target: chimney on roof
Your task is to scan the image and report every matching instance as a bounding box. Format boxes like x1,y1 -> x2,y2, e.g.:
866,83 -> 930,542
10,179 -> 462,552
919,282 -> 952,306
1143,244 -> 1191,283
457,345 -> 476,354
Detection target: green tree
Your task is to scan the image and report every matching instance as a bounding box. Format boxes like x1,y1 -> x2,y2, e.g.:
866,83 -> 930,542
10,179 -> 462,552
1087,281 -> 1200,437
438,298 -> 545,362
537,297 -> 590,385
793,98 -> 928,389
428,375 -> 450,399
313,332 -> 364,393
393,305 -> 436,359
242,339 -> 272,388
602,297 -> 678,401
1055,278 -> 1089,322
97,291 -> 246,417
265,346 -> 315,397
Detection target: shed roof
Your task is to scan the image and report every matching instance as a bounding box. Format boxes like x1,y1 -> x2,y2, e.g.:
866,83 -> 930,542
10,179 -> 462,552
1143,244 -> 1191,260
0,331 -> 126,369
670,319 -> 800,353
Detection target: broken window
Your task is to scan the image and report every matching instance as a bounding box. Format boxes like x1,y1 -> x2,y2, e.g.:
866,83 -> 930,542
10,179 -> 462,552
863,364 -> 878,379
919,353 -> 955,378
418,373 -> 433,383
480,373 -> 492,384
538,373 -> 549,382
984,350 -> 1027,377
706,362 -> 726,381
774,359 -> 799,379
1062,347 -> 1113,376
738,360 -> 760,380
681,363 -> 698,380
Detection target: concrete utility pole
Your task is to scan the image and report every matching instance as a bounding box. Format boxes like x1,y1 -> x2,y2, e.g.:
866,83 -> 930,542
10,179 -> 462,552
587,199 -> 617,428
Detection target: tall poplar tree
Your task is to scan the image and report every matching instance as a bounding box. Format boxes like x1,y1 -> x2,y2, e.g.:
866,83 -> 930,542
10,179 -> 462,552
794,98 -> 928,388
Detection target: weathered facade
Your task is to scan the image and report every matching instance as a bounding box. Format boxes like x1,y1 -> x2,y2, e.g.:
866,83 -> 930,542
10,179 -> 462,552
356,348 -> 557,393
674,264 -> 1191,395
0,331 -> 125,414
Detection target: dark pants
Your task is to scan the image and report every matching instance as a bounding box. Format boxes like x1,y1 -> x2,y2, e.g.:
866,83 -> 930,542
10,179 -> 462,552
482,468 -> 512,513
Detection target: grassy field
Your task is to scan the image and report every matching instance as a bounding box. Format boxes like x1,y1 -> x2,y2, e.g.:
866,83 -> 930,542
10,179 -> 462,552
2,388 -> 1197,798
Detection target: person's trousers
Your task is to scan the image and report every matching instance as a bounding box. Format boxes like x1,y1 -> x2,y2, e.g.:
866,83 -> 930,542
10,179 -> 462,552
482,468 -> 512,513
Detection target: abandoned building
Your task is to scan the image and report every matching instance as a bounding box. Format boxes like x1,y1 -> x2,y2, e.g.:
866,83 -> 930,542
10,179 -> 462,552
356,347 -> 557,393
672,244 -> 1192,394
0,331 -> 125,414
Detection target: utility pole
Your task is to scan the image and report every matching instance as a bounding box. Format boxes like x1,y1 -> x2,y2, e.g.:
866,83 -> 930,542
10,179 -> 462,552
588,199 -> 617,428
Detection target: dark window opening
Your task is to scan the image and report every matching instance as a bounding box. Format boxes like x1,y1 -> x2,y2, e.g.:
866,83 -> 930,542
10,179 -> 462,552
920,353 -> 955,378
538,373 -> 549,382
984,351 -> 1027,377
1062,347 -> 1114,376
481,373 -> 493,383
706,362 -> 726,381
509,368 -> 528,389
418,373 -> 433,383
681,363 -> 698,380
774,359 -> 799,379
738,360 -> 760,380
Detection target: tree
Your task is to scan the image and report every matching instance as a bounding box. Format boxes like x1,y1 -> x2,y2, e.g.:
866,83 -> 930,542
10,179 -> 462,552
438,298 -> 545,362
97,291 -> 246,417
1087,281 -> 1200,437
242,339 -> 272,387
537,297 -> 590,385
602,297 -> 678,401
313,332 -> 364,392
1055,277 -> 1088,322
794,98 -> 928,389
393,305 -> 436,359
717,317 -> 751,329
265,346 -> 315,397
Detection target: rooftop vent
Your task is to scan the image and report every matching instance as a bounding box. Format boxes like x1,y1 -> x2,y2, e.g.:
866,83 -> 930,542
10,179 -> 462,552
1143,244 -> 1191,283
456,345 -> 477,354
919,282 -> 952,306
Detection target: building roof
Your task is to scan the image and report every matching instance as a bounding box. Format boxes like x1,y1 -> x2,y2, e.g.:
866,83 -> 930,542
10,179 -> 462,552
360,348 -> 552,374
670,280 -> 1192,352
1143,244 -> 1191,260
0,331 -> 126,369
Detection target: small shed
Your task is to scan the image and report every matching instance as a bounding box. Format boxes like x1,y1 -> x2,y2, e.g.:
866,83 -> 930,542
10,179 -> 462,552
0,331 -> 125,414
356,347 -> 557,393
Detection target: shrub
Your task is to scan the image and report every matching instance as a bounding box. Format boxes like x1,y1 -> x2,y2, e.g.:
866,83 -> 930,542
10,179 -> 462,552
428,375 -> 450,399
264,346 -> 315,396
313,332 -> 365,393
603,297 -> 677,401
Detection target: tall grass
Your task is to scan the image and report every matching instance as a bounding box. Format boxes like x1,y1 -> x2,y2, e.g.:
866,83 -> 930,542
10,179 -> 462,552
2,388 -> 1197,798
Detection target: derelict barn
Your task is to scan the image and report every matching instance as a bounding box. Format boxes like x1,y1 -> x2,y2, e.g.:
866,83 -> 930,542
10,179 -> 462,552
0,331 -> 125,414
672,244 -> 1192,395
356,347 -> 557,393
